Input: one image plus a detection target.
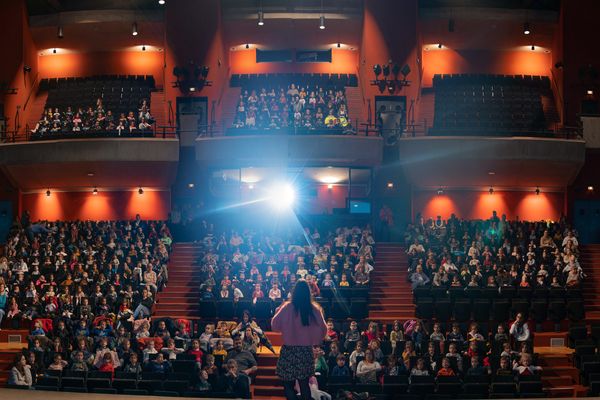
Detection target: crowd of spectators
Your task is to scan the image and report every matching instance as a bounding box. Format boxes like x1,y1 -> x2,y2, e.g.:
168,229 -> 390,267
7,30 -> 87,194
232,84 -> 353,132
30,99 -> 154,138
405,212 -> 583,291
196,224 -> 375,304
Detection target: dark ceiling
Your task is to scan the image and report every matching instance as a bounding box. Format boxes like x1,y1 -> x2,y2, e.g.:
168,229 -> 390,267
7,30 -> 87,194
419,0 -> 560,11
26,0 -> 162,16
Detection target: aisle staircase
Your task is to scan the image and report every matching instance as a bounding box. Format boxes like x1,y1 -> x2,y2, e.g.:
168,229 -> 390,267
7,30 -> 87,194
150,90 -> 174,137
581,244 -> 600,321
368,243 -> 415,322
153,242 -> 203,319
344,86 -> 365,131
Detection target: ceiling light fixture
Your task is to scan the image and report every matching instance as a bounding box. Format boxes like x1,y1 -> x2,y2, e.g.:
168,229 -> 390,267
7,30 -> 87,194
387,182 -> 394,189
188,183 -> 195,188
437,188 -> 444,195
132,22 -> 138,36
588,185 -> 594,192
258,11 -> 264,26
319,15 -> 325,30
57,26 -> 64,39
587,89 -> 594,95
524,22 -> 531,35
92,187 -> 98,195
158,0 -> 165,4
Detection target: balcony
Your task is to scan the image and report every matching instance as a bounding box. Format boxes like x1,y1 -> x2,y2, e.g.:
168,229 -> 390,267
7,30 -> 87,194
0,138 -> 179,190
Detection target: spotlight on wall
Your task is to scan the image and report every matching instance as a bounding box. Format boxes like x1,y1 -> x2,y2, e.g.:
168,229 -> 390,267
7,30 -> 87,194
142,45 -> 146,51
387,182 -> 394,189
531,45 -> 535,51
258,11 -> 264,26
319,15 -> 326,30
138,187 -> 144,195
245,43 -> 250,49
158,0 -> 165,4
523,22 -> 531,35
587,89 -> 594,96
489,186 -> 494,195
188,183 -> 195,188
588,185 -> 595,192
53,48 -> 57,54
46,189 -> 51,197
132,22 -> 138,36
337,42 -> 341,48
438,43 -> 443,49
189,86 -> 196,92
437,188 -> 444,195
535,187 -> 540,195
383,65 -> 390,77
92,187 -> 98,195
57,26 -> 64,39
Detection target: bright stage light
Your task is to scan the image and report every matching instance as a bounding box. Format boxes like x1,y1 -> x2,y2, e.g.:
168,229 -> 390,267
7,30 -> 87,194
268,183 -> 296,210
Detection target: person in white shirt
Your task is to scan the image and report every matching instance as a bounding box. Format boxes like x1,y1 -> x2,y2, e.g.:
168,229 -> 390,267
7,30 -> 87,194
509,313 -> 530,343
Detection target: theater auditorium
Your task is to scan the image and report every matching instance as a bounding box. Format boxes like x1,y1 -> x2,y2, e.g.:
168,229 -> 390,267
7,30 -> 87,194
0,0 -> 600,399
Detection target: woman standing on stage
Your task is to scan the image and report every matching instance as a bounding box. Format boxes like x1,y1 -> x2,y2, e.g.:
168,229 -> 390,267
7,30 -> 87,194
271,279 -> 327,400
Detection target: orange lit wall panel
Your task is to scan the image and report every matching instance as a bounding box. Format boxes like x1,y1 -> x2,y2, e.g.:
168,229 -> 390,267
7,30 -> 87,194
22,190 -> 170,221
421,49 -> 552,87
413,190 -> 564,221
38,51 -> 164,85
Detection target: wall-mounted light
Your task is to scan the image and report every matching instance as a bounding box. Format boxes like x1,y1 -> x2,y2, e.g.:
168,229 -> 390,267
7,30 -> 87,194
46,189 -> 51,197
319,15 -> 326,30
531,45 -> 535,51
158,0 -> 165,4
337,42 -> 341,48
132,22 -> 138,36
535,187 -> 540,195
142,45 -> 146,51
188,183 -> 195,188
138,187 -> 144,195
588,185 -> 595,192
437,188 -> 444,195
523,22 -> 531,35
92,187 -> 98,195
245,43 -> 250,49
57,26 -> 64,39
587,89 -> 594,96
53,48 -> 57,54
387,182 -> 394,189
489,186 -> 494,195
438,43 -> 443,49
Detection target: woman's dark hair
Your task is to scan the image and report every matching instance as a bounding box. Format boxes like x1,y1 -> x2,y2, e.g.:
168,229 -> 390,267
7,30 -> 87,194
291,279 -> 314,327
12,353 -> 25,374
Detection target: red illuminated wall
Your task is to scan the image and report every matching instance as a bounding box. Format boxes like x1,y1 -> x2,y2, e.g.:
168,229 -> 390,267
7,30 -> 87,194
421,49 -> 553,87
22,190 -> 170,221
413,190 -> 564,221
229,49 -> 358,74
38,51 -> 165,86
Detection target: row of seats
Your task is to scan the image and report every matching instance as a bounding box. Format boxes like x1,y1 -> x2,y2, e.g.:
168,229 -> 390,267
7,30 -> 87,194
328,375 -> 544,399
414,297 -> 584,323
413,286 -> 582,301
432,73 -> 549,135
40,75 -> 156,90
230,73 -> 358,88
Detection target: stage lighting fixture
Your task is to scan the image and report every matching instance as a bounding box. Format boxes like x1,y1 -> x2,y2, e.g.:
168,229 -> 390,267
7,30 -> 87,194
142,45 -> 146,51
489,186 -> 494,195
201,66 -> 210,78
387,81 -> 395,94
437,188 -> 444,195
401,64 -> 411,77
46,189 -> 51,197
392,64 -> 401,77
132,22 -> 138,36
523,22 -> 530,35
53,48 -> 57,54
383,65 -> 390,77
138,187 -> 144,195
93,187 -> 98,195
319,15 -> 326,30
531,45 -> 535,51
57,26 -> 64,39
258,11 -> 264,26
189,86 -> 196,92
159,0 -> 165,4
269,183 -> 296,210
373,64 -> 382,78
535,187 -> 540,195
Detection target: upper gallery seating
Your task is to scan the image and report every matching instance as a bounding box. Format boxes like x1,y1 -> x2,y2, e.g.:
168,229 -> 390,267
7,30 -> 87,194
431,74 -> 551,136
228,73 -> 358,135
30,75 -> 156,140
